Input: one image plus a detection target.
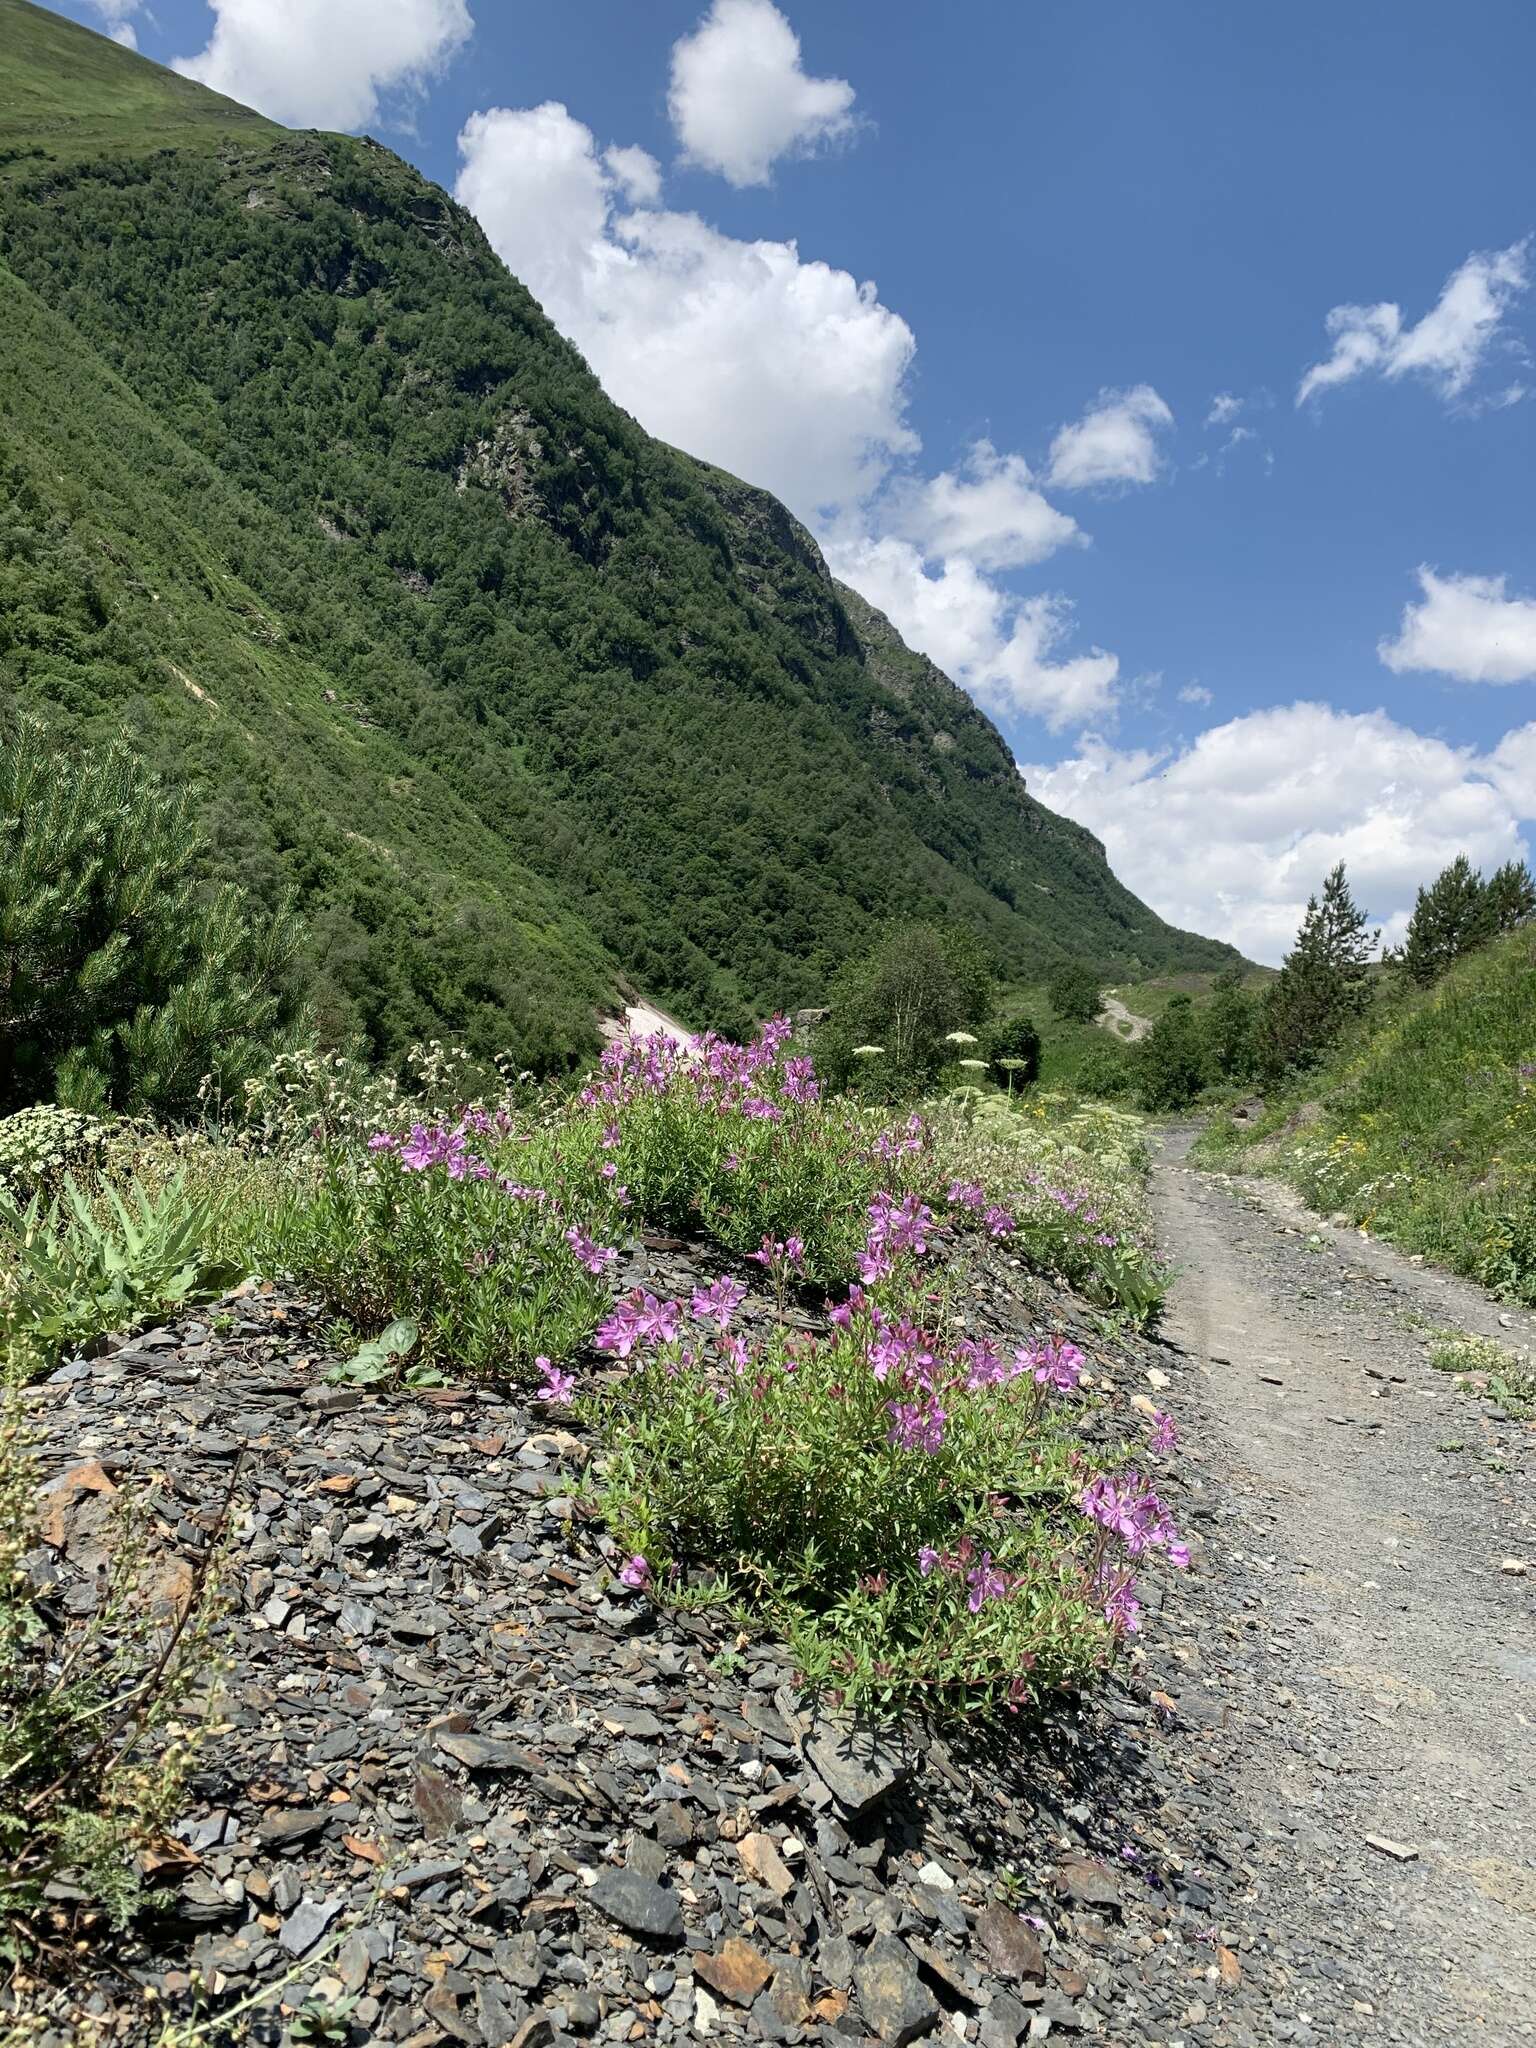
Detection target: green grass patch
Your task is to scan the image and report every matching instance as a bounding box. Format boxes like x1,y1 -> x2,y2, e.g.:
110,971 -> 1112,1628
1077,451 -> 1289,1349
1199,931 -> 1536,1303
0,0 -> 273,170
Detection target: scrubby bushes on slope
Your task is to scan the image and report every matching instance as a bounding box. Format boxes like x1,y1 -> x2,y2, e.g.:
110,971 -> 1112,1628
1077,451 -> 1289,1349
1201,929 -> 1536,1303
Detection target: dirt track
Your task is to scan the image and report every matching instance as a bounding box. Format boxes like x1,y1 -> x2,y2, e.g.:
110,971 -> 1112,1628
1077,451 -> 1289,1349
1150,1126 -> 1536,2044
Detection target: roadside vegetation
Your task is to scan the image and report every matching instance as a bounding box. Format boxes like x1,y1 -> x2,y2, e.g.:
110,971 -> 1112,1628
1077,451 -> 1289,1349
1200,922 -> 1536,1304
0,722 -> 1189,1969
1191,851 -> 1535,1304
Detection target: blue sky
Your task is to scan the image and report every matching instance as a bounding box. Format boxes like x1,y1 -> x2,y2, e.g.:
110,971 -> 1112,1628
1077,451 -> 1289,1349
49,0 -> 1536,960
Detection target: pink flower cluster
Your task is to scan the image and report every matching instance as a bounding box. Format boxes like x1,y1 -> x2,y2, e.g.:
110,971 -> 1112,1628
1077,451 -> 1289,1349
597,1272 -> 753,1361
873,1114 -> 926,1164
565,1224 -> 617,1275
951,1334 -> 1082,1395
918,1536 -> 1013,1612
860,1190 -> 934,1282
370,1121 -> 491,1181
944,1180 -> 1015,1239
1079,1471 -> 1189,1567
595,1290 -> 682,1357
580,1017 -> 818,1125
691,1275 -> 747,1331
750,1234 -> 806,1273
1074,1462 -> 1189,1637
887,1395 -> 946,1453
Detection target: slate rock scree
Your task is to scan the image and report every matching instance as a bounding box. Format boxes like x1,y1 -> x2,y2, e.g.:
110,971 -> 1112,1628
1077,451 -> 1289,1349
18,1223 -> 1468,2046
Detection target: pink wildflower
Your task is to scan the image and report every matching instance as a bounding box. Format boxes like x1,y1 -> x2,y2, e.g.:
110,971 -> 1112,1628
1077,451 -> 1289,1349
886,1396 -> 946,1453
965,1552 -> 1008,1613
535,1359 -> 576,1404
565,1224 -> 617,1276
690,1276 -> 747,1331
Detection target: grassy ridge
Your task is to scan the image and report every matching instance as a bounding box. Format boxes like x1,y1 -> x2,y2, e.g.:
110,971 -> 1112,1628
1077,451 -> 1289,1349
0,0 -> 272,164
1199,930 -> 1536,1302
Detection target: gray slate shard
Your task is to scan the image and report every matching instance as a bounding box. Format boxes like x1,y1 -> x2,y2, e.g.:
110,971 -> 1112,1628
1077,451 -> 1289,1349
279,1894 -> 344,1956
256,1806 -> 331,1851
435,1729 -> 524,1772
854,1934 -> 941,2046
803,1711 -> 911,1816
587,1868 -> 684,1943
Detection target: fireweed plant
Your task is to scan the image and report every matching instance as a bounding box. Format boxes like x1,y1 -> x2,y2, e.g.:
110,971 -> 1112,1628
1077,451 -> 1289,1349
248,1022 -> 1162,1379
926,1092 -> 1166,1327
249,1020 -> 890,1375
228,1021 -> 1187,1717
564,1019 -> 884,1283
588,1190 -> 1189,1720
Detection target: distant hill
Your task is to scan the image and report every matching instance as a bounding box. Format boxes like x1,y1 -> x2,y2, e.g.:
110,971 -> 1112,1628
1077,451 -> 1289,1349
0,0 -> 1236,1070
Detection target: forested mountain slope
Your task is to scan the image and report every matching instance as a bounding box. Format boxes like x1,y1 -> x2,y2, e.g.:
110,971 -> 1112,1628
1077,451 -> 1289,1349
0,0 -> 1234,1068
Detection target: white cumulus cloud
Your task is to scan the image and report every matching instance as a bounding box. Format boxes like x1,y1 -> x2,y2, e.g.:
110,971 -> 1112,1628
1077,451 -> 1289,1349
882,441 -> 1083,572
668,0 -> 856,188
823,535 -> 1118,731
80,0 -> 140,44
603,145 -> 663,208
1047,385 -> 1174,491
1024,703 -> 1536,962
1297,239 -> 1531,407
172,0 -> 472,131
1379,567 -> 1536,685
456,100 -> 917,517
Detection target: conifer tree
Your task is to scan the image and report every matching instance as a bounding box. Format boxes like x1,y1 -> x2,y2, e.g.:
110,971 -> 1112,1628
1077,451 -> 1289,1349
1259,863 -> 1377,1080
1479,859 -> 1536,942
0,719 -> 306,1116
1400,855 -> 1486,986
1397,855 -> 1534,987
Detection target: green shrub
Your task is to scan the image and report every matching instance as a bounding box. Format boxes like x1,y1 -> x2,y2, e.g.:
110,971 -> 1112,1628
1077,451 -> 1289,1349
592,1264 -> 1134,1720
0,1172 -> 237,1379
0,718 -> 305,1119
1135,995 -> 1210,1112
252,1135 -> 614,1383
1074,1043 -> 1134,1101
1201,968 -> 1259,1083
984,1013 -> 1042,1088
1046,961 -> 1102,1025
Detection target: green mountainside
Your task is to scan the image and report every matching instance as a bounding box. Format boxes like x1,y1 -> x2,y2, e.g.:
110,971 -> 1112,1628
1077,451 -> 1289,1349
0,0 -> 1235,1069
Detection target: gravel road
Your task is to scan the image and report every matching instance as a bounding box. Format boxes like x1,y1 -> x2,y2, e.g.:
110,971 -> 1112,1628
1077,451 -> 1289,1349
1150,1125 -> 1536,2046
